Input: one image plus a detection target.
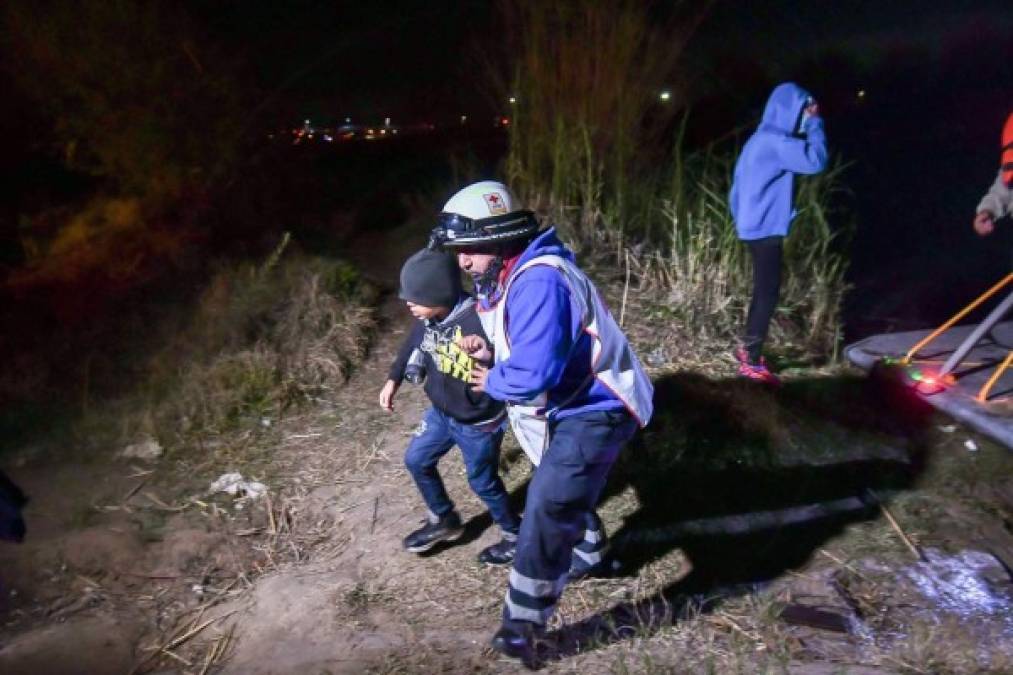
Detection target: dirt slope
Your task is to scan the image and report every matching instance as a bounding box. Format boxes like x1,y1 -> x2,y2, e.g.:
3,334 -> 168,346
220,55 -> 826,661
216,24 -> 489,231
2,222 -> 1012,674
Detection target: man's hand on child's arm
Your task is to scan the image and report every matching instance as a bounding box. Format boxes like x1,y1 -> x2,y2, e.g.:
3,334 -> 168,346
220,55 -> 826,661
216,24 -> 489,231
379,379 -> 399,412
456,334 -> 492,363
468,364 -> 489,393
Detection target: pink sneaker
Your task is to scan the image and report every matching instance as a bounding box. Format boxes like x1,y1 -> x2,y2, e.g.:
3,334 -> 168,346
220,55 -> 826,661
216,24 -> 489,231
738,358 -> 782,387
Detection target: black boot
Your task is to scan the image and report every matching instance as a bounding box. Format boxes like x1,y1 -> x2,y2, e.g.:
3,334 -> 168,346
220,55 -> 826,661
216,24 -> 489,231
403,511 -> 463,553
490,620 -> 545,664
477,536 -> 517,565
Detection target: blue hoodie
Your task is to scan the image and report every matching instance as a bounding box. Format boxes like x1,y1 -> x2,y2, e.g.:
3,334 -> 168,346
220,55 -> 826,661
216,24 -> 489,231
729,82 -> 828,240
480,228 -> 625,420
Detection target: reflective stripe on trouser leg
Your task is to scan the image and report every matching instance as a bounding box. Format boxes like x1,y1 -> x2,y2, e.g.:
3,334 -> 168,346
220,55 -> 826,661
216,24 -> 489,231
503,413 -> 625,625
505,568 -> 567,624
570,510 -> 607,574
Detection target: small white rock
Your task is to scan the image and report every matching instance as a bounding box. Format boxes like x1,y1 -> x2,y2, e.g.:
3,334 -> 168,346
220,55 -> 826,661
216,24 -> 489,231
208,472 -> 268,499
119,437 -> 163,460
964,439 -> 978,452
938,424 -> 956,433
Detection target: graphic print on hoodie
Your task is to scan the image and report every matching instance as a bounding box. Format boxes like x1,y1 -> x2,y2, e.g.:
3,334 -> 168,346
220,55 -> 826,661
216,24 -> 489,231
729,82 -> 828,241
389,296 -> 504,425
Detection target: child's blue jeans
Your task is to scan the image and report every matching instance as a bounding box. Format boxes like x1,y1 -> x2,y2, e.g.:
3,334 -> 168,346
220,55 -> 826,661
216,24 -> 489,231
404,407 -> 520,536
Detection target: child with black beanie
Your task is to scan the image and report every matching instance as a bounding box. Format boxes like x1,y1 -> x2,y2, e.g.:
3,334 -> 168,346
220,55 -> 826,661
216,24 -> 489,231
379,248 -> 520,564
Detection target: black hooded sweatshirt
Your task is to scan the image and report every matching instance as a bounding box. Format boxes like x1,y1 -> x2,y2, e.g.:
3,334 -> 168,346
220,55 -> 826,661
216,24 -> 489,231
388,296 -> 504,425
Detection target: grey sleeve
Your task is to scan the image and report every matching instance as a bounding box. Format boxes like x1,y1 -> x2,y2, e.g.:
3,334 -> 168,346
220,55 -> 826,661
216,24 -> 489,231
976,170 -> 1013,219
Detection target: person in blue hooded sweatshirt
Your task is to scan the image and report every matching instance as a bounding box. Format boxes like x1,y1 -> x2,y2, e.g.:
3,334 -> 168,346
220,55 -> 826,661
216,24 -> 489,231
429,181 -> 653,663
729,82 -> 828,385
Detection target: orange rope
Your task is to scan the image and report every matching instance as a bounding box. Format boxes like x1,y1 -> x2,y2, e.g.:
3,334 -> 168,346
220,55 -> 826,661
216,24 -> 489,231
977,351 -> 1013,402
904,272 -> 1013,362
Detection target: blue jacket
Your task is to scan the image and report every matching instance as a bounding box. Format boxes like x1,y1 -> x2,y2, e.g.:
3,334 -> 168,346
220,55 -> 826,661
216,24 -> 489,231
481,228 -> 624,420
729,82 -> 828,240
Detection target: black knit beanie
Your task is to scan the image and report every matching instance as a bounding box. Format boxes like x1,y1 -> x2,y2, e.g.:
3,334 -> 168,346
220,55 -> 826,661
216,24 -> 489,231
398,248 -> 462,309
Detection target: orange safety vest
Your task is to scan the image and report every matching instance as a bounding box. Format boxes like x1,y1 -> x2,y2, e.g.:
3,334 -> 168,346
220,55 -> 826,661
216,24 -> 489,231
1003,112 -> 1013,187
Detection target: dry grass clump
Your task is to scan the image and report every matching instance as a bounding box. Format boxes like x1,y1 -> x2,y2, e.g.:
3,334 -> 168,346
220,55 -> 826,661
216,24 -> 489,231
131,236 -> 377,458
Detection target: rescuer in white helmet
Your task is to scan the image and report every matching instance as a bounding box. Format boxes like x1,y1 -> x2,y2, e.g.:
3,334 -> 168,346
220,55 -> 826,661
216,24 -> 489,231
430,180 -> 654,663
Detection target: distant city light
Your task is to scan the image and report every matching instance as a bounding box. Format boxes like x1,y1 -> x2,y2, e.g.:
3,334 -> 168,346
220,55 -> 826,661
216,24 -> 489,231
384,117 -> 391,126
857,89 -> 866,99
304,119 -> 310,124
460,115 -> 468,124
345,117 -> 351,123
509,96 -> 517,104
659,90 -> 671,102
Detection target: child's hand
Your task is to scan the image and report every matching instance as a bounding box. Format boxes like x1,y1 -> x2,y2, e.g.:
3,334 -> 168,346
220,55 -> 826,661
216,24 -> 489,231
468,363 -> 490,393
379,379 -> 399,412
456,334 -> 492,362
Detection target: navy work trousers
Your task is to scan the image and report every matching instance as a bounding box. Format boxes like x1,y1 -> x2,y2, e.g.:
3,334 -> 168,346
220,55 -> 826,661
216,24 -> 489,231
503,409 -> 638,626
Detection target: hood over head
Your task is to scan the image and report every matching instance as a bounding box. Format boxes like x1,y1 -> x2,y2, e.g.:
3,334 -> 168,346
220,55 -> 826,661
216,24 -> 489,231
759,82 -> 813,135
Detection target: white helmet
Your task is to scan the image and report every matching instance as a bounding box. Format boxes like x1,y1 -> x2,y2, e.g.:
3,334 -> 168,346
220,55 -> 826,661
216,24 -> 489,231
429,181 -> 540,250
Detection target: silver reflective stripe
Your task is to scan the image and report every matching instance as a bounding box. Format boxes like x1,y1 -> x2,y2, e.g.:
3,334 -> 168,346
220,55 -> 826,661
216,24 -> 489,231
509,568 -> 564,598
504,591 -> 552,624
573,547 -> 603,565
584,529 -> 603,545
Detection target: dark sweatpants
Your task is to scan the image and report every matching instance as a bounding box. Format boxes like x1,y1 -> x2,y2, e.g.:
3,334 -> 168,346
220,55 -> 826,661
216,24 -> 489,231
743,236 -> 784,364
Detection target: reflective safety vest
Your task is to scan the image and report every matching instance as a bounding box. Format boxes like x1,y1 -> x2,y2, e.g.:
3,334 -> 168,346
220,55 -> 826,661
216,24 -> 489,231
479,255 -> 654,465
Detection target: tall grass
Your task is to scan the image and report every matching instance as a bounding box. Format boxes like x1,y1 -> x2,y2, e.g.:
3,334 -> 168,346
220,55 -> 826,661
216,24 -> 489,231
496,0 -> 702,243
497,0 -> 850,360
638,150 -> 852,358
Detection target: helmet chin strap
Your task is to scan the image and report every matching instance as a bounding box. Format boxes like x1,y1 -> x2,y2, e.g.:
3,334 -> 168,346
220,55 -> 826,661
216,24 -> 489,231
473,256 -> 504,301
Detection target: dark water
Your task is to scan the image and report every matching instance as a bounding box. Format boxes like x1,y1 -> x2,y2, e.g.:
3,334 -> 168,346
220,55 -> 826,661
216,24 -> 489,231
822,46 -> 1013,342
682,5 -> 1013,343
836,96 -> 1012,341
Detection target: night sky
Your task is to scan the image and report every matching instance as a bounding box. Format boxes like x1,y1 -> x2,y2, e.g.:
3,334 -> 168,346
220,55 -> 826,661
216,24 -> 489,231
178,1 -> 1013,126
186,0 -> 499,123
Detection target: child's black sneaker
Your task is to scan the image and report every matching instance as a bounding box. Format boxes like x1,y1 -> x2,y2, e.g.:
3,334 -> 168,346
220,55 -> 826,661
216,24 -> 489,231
477,536 -> 517,565
403,511 -> 463,553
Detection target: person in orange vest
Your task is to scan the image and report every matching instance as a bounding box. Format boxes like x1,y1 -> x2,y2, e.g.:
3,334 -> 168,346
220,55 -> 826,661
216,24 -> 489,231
973,112 -> 1013,236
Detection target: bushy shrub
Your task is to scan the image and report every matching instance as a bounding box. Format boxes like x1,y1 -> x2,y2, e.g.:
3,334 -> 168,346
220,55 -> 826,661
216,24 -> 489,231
138,238 -> 377,450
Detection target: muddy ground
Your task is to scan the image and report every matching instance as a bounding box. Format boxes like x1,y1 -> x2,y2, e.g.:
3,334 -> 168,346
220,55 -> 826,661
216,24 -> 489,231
2,227 -> 1012,674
